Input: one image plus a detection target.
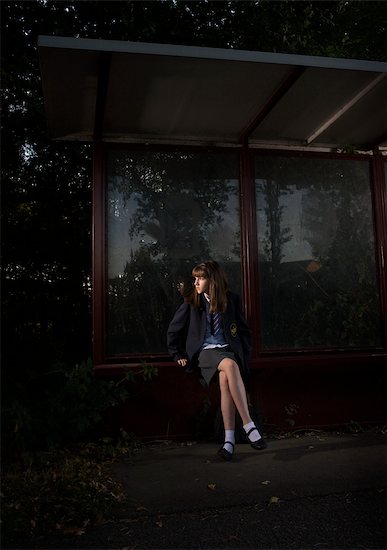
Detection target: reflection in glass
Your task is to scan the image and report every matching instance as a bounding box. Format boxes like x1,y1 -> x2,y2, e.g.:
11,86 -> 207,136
106,151 -> 240,355
255,156 -> 382,349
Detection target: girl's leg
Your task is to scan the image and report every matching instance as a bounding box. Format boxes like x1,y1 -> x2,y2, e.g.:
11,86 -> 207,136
217,358 -> 252,425
218,371 -> 236,458
219,371 -> 236,430
218,358 -> 266,449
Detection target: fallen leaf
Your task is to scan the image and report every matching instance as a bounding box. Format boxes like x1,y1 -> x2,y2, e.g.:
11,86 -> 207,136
261,480 -> 271,485
61,526 -> 86,535
268,496 -> 279,506
207,483 -> 216,491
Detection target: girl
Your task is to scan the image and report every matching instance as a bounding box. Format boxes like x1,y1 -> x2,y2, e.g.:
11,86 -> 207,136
167,260 -> 266,460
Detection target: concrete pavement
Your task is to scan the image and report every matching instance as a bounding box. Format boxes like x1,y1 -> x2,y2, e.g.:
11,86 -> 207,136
5,431 -> 387,549
112,432 -> 386,515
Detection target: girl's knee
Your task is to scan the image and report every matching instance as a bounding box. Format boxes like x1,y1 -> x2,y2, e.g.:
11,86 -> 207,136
218,358 -> 239,376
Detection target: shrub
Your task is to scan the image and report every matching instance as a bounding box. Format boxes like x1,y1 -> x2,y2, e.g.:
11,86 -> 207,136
2,358 -> 158,458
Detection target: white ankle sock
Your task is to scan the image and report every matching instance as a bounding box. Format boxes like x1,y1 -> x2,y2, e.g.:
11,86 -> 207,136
243,421 -> 261,442
223,430 -> 235,453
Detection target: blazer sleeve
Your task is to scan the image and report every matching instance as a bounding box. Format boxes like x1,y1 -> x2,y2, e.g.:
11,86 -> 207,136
166,302 -> 190,362
234,294 -> 252,364
229,292 -> 252,369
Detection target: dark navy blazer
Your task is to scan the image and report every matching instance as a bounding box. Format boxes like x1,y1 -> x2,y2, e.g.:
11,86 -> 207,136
167,292 -> 252,382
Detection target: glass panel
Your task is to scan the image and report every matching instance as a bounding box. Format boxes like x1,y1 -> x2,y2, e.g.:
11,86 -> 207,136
106,151 -> 241,355
255,156 -> 382,350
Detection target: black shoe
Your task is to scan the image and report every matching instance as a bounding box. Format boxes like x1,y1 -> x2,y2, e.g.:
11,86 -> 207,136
246,427 -> 267,450
250,438 -> 267,450
217,441 -> 234,461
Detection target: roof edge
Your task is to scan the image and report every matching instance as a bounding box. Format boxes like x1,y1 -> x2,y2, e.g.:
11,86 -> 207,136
38,35 -> 387,73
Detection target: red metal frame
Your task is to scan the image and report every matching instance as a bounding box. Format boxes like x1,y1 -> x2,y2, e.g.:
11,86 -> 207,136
92,52 -> 111,365
92,141 -> 106,365
371,154 -> 387,347
93,143 -> 387,371
239,145 -> 260,359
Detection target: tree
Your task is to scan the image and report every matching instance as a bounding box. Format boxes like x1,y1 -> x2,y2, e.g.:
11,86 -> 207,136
3,0 -> 386,363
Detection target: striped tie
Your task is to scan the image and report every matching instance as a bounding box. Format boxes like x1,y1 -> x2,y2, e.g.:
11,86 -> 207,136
212,312 -> 221,335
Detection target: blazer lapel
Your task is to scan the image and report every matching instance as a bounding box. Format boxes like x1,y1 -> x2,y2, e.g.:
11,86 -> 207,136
199,295 -> 207,339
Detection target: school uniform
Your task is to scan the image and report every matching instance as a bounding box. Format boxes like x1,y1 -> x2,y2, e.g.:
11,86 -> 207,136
167,292 -> 252,384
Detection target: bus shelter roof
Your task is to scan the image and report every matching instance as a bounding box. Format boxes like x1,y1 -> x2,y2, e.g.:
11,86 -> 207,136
38,35 -> 387,151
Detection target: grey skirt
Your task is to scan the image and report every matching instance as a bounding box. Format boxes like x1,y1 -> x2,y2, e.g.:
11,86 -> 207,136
198,347 -> 237,385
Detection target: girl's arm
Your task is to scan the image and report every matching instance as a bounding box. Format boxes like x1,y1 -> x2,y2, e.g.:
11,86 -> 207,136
167,301 -> 190,363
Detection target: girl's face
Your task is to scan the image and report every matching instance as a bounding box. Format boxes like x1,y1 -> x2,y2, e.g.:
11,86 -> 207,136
193,276 -> 209,295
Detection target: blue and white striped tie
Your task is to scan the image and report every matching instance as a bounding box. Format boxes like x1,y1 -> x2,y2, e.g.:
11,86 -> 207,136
212,312 -> 221,335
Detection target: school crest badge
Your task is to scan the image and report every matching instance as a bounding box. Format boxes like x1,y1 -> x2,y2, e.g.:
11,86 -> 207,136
230,323 -> 237,337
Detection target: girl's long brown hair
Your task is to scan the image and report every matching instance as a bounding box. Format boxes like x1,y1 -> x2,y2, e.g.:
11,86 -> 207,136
191,261 -> 228,313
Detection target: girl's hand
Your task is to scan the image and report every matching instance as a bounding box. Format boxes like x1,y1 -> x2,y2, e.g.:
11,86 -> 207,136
177,358 -> 188,367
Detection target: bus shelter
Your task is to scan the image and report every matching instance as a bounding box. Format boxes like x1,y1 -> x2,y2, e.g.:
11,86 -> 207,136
38,36 -> 387,437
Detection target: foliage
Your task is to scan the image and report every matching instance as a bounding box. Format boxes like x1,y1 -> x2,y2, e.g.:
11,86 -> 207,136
3,358 -> 158,457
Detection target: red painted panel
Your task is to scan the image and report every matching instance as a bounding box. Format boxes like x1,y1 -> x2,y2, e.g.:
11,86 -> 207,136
98,359 -> 386,440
